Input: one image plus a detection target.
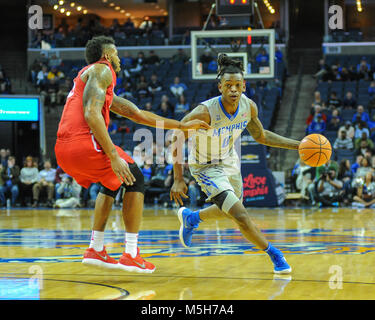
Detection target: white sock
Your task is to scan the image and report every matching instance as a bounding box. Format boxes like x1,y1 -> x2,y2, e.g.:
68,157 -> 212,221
89,230 -> 104,252
125,232 -> 138,258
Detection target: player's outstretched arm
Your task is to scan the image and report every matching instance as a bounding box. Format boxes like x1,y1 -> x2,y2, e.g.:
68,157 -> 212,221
246,101 -> 300,150
111,95 -> 211,131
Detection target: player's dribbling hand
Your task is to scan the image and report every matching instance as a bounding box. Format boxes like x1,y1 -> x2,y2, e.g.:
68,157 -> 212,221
111,156 -> 135,186
181,119 -> 212,131
170,179 -> 189,206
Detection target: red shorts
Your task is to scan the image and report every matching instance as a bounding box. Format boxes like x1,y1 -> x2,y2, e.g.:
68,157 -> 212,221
55,135 -> 134,191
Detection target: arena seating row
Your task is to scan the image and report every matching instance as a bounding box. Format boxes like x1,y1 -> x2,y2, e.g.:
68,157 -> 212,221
324,54 -> 375,68
60,57 -> 286,84
326,29 -> 363,43
320,107 -> 375,122
316,80 -> 373,107
58,56 -> 284,114
46,29 -> 286,48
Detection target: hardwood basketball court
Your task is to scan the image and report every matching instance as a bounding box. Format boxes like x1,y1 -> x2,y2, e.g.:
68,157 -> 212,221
0,206 -> 374,300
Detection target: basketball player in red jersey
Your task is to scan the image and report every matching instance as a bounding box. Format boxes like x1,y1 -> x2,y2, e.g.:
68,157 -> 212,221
55,36 -> 211,273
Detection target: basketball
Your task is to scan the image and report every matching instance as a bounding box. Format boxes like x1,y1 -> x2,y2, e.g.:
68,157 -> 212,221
298,134 -> 332,167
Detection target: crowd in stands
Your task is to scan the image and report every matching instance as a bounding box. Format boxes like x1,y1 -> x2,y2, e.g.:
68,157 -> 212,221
28,48 -> 193,114
0,146 -> 202,209
292,54 -> 375,208
28,53 -> 73,112
30,17 -> 168,49
29,44 -> 283,114
0,149 -> 86,208
29,16 -> 286,49
326,29 -> 363,43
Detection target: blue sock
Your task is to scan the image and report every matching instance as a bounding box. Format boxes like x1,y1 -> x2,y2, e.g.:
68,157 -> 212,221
264,243 -> 280,257
187,210 -> 201,227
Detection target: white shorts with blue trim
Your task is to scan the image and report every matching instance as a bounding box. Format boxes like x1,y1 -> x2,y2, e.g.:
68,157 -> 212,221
189,159 -> 243,202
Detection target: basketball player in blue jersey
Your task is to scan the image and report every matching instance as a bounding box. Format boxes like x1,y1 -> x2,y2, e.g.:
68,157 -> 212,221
170,54 -> 301,274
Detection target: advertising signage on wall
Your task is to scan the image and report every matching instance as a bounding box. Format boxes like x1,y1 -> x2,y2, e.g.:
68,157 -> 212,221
0,97 -> 39,122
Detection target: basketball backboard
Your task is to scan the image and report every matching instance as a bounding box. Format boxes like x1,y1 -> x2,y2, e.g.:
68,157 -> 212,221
191,29 -> 275,80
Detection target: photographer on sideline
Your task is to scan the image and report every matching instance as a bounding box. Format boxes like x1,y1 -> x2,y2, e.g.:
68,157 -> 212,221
54,176 -> 82,208
316,167 -> 344,207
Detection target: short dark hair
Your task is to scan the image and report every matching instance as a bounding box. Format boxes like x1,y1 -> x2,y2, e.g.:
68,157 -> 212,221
85,36 -> 115,65
217,53 -> 244,80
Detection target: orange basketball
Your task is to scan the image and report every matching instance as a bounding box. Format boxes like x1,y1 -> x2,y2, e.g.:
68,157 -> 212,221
298,134 -> 332,167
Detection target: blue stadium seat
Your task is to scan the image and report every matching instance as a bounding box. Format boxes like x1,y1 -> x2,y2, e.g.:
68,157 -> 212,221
139,97 -> 153,106
331,81 -> 343,87
123,133 -> 134,144
321,109 -> 332,118
330,82 -> 343,94
264,96 -> 277,107
325,56 -> 337,65
320,92 -> 329,101
340,109 -> 356,121
357,96 -> 370,107
335,149 -> 356,165
123,37 -> 137,46
343,82 -> 357,92
150,36 -> 164,46
262,118 -> 271,130
358,80 -> 371,88
358,87 -> 369,94
323,131 -> 338,145
317,82 -> 330,89
111,132 -> 123,146
269,87 -> 281,97
184,90 -> 195,100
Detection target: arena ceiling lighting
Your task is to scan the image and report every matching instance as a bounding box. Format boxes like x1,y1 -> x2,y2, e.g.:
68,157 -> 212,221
50,1 -> 88,16
356,0 -> 363,12
263,0 -> 275,14
45,0 -> 168,19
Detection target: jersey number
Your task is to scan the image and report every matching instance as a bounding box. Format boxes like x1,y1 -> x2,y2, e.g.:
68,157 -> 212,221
222,135 -> 232,148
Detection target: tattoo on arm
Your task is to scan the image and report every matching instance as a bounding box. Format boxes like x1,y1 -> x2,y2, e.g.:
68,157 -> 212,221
111,95 -> 142,120
246,117 -> 264,141
82,64 -> 112,116
82,64 -> 118,159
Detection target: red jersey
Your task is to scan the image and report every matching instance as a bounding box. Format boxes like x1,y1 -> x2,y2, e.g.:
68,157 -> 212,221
55,59 -> 134,191
57,59 -> 116,141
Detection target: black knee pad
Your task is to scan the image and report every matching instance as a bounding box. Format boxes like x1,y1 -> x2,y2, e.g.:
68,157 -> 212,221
123,162 -> 145,194
99,184 -> 120,199
211,190 -> 239,213
212,190 -> 229,210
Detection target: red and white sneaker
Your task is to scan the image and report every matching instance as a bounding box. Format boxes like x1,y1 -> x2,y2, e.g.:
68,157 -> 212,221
82,247 -> 118,269
118,248 -> 155,274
